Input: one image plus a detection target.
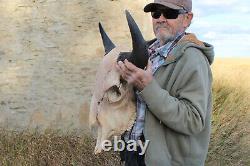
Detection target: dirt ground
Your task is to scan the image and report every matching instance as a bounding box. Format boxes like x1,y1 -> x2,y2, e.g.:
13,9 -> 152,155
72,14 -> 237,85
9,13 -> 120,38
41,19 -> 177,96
0,0 -> 153,131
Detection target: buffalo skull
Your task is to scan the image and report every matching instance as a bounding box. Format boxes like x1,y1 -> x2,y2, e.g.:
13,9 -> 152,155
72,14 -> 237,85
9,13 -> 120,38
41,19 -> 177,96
89,11 -> 149,154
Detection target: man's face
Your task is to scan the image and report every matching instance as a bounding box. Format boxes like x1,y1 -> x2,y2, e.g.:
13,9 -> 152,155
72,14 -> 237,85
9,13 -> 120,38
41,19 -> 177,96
152,7 -> 187,45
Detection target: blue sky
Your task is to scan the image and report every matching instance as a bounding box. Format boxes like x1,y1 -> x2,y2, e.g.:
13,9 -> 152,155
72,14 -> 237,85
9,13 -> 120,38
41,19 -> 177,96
188,0 -> 250,57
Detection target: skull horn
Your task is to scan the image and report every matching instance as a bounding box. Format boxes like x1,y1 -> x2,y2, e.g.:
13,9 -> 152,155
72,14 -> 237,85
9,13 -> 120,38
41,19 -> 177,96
125,10 -> 149,69
99,22 -> 115,55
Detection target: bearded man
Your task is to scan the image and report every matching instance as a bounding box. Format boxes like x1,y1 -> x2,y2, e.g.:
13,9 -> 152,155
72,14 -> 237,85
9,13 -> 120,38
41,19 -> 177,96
116,0 -> 215,165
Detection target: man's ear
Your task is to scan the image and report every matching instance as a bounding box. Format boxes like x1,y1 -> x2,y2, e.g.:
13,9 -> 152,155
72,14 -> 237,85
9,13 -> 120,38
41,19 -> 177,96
184,12 -> 193,28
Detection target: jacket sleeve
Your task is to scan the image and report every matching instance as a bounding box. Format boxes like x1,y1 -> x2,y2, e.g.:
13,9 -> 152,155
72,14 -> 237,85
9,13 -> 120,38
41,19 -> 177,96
140,48 -> 212,135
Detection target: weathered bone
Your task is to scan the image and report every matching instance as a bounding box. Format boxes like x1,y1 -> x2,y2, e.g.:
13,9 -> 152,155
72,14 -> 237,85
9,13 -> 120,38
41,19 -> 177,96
90,11 -> 148,154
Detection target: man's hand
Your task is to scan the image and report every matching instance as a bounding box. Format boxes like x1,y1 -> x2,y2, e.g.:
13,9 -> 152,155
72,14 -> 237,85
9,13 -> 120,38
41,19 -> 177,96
116,59 -> 153,91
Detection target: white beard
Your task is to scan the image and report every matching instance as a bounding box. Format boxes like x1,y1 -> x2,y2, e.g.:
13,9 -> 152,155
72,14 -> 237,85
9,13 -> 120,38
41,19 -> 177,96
156,33 -> 175,45
154,26 -> 175,45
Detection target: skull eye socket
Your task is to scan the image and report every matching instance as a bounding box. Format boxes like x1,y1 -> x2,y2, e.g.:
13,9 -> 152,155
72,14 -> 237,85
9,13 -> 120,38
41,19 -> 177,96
110,85 -> 121,96
120,76 -> 127,86
106,85 -> 122,103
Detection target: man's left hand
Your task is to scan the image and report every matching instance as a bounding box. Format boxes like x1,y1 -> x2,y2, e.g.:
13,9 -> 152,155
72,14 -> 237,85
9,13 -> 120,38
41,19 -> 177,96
116,59 -> 153,91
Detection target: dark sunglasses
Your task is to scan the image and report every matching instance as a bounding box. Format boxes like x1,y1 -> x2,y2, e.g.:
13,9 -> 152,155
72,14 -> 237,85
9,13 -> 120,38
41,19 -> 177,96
151,8 -> 187,19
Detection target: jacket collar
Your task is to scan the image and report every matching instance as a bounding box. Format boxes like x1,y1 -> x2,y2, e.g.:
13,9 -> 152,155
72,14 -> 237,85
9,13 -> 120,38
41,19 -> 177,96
162,33 -> 205,65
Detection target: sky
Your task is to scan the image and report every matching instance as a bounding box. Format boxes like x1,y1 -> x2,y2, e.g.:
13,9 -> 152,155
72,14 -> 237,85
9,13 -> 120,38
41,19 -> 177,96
188,0 -> 250,57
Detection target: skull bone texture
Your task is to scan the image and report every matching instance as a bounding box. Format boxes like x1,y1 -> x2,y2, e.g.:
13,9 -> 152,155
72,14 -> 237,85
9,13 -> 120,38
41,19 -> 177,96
89,11 -> 150,154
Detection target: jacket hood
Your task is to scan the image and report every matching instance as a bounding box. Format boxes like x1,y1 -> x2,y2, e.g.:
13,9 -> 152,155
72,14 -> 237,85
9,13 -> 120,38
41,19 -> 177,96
178,33 -> 215,65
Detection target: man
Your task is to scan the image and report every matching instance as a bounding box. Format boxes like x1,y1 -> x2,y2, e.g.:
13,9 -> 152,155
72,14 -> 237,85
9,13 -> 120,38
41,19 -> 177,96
116,0 -> 214,165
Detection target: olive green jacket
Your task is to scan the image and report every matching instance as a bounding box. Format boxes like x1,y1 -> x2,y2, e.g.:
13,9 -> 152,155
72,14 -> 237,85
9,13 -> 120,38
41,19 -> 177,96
140,33 -> 214,166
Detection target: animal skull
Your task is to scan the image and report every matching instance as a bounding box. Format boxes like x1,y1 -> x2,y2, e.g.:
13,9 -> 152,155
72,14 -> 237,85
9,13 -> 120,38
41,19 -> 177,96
89,11 -> 149,154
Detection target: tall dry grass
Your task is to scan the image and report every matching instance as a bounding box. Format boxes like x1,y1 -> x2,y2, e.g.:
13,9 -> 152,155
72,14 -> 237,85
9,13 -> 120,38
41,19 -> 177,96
206,58 -> 250,166
0,129 -> 120,166
0,58 -> 249,166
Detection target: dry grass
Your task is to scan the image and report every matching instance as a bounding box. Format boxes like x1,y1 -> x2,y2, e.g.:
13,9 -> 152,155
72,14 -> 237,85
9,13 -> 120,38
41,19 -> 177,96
206,58 -> 250,166
0,58 -> 249,166
0,129 -> 121,166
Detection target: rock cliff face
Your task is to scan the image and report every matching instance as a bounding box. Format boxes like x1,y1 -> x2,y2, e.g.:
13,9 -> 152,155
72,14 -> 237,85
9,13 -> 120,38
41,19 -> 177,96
0,0 -> 153,131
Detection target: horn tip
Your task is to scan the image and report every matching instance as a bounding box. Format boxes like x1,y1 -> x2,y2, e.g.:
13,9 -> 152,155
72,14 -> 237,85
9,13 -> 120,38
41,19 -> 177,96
98,22 -> 104,34
98,22 -> 102,29
125,10 -> 131,18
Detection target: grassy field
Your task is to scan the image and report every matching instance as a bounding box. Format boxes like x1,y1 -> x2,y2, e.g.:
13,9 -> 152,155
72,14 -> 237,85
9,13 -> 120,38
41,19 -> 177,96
206,58 -> 250,166
0,58 -> 249,166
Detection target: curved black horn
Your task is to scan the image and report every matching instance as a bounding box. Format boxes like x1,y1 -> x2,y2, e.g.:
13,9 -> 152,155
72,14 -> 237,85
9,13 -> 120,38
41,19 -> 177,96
125,10 -> 145,48
124,10 -> 149,69
99,22 -> 115,55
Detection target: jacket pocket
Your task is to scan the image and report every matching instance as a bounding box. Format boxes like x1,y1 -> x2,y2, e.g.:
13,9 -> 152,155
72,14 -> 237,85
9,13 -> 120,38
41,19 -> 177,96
164,127 -> 191,158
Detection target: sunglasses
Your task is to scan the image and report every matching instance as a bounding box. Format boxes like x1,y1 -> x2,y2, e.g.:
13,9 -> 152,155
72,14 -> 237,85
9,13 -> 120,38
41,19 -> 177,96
151,8 -> 187,19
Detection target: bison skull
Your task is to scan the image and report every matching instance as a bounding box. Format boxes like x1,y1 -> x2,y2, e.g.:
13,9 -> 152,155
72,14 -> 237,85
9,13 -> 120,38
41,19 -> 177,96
89,10 -> 149,154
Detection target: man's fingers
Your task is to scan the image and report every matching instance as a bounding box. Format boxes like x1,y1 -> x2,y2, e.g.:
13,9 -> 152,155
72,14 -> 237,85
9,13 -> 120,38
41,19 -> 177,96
124,59 -> 138,72
117,61 -> 131,80
116,62 -> 125,76
117,61 -> 126,70
118,61 -> 131,72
